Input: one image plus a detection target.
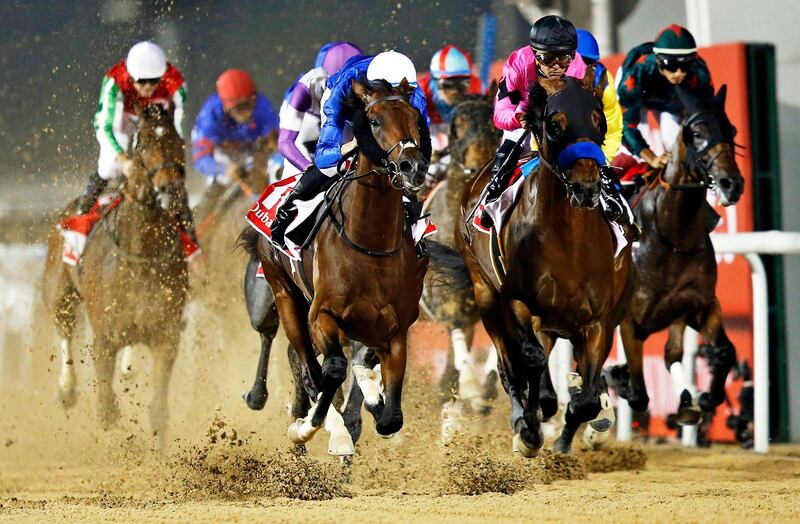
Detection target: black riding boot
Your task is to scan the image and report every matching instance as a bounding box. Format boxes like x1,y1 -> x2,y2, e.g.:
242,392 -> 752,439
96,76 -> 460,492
600,166 -> 629,224
77,172 -> 108,215
403,192 -> 428,258
270,164 -> 330,246
174,187 -> 198,243
479,138 -> 520,228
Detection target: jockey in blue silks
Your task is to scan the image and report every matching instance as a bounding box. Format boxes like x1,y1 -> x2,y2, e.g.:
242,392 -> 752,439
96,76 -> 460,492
269,50 -> 430,245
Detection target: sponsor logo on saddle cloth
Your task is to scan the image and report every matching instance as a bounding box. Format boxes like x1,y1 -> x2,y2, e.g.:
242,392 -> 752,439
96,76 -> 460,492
58,195 -> 201,266
247,174 -> 438,263
472,157 -> 628,258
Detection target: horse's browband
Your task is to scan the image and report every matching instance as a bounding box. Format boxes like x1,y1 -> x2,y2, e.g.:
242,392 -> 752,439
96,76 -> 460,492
365,95 -> 409,112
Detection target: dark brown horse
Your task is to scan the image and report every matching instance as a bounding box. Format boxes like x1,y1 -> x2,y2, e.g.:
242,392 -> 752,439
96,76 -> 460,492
421,93 -> 501,435
452,76 -> 631,455
245,77 -> 429,456
43,105 -> 189,450
609,85 -> 744,425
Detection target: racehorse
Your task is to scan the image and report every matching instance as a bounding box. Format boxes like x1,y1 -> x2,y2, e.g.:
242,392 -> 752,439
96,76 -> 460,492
42,105 -> 189,450
608,85 -> 744,425
244,77 -> 430,456
420,92 -> 501,431
454,75 -> 632,455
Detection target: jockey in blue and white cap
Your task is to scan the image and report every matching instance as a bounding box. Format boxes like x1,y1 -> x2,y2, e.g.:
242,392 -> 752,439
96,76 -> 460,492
278,42 -> 363,177
270,50 -> 429,245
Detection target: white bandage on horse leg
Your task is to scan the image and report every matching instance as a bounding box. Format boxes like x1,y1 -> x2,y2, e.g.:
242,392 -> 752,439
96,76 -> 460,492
323,404 -> 355,456
483,346 -> 498,376
287,402 -> 322,443
670,361 -> 689,400
353,364 -> 383,407
120,345 -> 135,377
451,328 -> 481,401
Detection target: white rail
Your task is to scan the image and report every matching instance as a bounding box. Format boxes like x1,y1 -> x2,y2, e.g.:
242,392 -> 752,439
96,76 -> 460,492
617,231 -> 800,453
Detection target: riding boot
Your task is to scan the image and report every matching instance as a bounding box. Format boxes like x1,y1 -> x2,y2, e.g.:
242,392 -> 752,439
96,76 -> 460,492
479,138 -> 520,228
403,192 -> 429,258
270,164 -> 331,246
174,187 -> 198,243
601,167 -> 642,242
76,172 -> 108,215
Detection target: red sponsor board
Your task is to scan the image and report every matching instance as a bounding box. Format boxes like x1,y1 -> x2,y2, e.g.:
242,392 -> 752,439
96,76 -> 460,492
408,44 -> 755,442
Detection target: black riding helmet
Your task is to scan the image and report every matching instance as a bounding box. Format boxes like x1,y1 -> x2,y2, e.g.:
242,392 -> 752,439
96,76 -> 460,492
529,15 -> 578,53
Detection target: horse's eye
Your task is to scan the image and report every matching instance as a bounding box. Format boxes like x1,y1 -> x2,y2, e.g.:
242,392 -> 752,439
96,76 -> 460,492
546,119 -> 561,138
369,118 -> 380,128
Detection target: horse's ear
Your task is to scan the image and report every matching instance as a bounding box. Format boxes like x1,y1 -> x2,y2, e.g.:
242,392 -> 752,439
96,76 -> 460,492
486,79 -> 499,103
715,84 -> 728,108
397,77 -> 414,95
351,79 -> 371,105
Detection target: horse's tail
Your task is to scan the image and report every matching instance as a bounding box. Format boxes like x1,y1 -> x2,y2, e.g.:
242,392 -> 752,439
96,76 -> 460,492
426,240 -> 472,294
237,226 -> 261,259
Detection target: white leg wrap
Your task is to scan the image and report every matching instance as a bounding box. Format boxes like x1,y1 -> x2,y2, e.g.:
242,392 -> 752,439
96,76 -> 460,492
353,364 -> 383,407
120,345 -> 135,377
452,329 -> 481,401
323,403 -> 355,456
483,346 -> 498,376
670,361 -> 689,400
440,400 -> 464,445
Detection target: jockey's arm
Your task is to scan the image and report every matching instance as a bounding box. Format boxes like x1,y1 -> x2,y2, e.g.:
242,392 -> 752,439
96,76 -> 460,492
93,76 -> 125,155
171,82 -> 187,138
493,75 -> 525,131
278,83 -> 315,172
314,86 -> 345,174
600,69 -> 623,162
617,66 -> 650,157
191,100 -> 221,178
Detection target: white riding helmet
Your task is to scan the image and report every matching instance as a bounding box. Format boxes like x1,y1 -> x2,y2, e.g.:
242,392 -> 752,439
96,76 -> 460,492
126,41 -> 168,81
367,50 -> 417,87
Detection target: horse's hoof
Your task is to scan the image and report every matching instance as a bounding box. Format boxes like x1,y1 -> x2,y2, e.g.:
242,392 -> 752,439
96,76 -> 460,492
457,368 -> 482,403
628,393 -> 650,412
552,436 -> 572,454
676,390 -> 703,426
57,388 -> 77,409
513,433 -> 540,458
242,390 -> 267,411
583,425 -> 611,450
287,419 -> 315,444
327,430 -> 355,456
697,391 -> 718,412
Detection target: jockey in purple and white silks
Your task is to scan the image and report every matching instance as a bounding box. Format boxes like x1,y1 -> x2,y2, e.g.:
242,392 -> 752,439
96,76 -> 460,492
269,50 -> 430,247
278,42 -> 363,177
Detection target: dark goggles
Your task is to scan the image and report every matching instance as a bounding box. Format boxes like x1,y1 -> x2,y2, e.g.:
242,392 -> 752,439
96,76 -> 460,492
134,77 -> 162,86
437,77 -> 470,91
656,53 -> 696,72
534,51 -> 575,67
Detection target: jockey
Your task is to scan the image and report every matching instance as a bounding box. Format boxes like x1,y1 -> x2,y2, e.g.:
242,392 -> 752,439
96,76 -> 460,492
617,24 -> 714,169
269,50 -> 430,246
418,45 -> 484,185
278,42 -> 363,178
191,69 -> 279,219
80,41 -> 186,215
482,15 -> 629,227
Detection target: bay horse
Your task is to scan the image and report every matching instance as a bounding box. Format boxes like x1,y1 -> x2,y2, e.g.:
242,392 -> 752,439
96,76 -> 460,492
42,105 -> 189,450
453,75 -> 632,455
609,85 -> 744,425
421,93 -> 501,431
244,77 -> 430,456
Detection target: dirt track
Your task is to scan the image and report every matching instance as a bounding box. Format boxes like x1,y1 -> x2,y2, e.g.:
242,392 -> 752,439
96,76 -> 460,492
1,256 -> 799,522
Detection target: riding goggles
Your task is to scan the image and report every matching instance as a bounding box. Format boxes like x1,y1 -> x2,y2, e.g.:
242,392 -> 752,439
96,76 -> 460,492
534,51 -> 575,67
656,53 -> 695,72
134,77 -> 162,86
437,77 -> 471,92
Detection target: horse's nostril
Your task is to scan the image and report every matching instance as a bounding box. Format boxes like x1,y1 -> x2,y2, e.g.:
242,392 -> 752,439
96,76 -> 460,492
399,160 -> 415,173
719,177 -> 732,190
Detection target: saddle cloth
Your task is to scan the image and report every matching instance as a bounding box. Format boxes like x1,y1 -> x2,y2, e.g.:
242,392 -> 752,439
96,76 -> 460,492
471,157 -> 628,258
246,174 -> 438,262
58,195 -> 200,266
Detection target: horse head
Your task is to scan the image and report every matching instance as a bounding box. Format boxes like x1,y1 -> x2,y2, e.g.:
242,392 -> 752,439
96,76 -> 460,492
528,74 -> 607,209
448,87 -> 501,179
349,77 -> 431,191
129,103 -> 187,213
676,85 -> 744,206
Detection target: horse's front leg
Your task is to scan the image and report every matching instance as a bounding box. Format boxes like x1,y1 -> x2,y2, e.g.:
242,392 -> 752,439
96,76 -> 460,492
663,321 -> 703,425
149,340 -> 178,452
615,316 -> 650,411
243,257 -> 280,410
90,335 -> 120,431
343,341 -> 379,445
694,299 -> 736,412
555,322 -> 612,453
374,331 -> 408,437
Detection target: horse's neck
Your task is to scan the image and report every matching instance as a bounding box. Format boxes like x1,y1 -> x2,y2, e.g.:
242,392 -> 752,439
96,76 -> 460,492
522,162 -> 567,224
343,159 -> 404,250
444,169 -> 467,216
654,142 -> 707,240
115,198 -> 171,254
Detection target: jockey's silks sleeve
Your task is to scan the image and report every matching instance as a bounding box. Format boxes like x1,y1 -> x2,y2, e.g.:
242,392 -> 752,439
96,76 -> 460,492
94,76 -> 125,154
278,67 -> 326,172
315,56 -> 430,170
600,69 -> 623,162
